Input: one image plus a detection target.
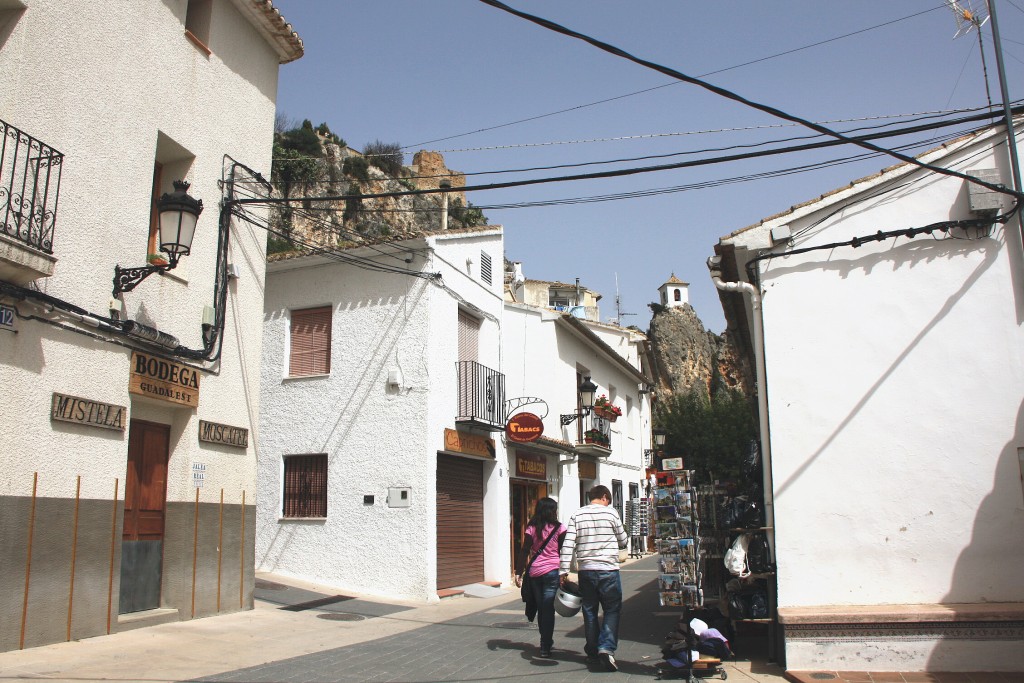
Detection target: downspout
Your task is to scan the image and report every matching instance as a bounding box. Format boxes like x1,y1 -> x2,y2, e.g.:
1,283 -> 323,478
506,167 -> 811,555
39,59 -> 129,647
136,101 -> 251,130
707,255 -> 775,564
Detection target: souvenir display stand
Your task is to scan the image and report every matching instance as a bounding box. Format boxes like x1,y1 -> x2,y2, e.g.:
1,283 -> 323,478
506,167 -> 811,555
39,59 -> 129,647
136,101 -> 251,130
654,467 -> 702,609
626,496 -> 649,559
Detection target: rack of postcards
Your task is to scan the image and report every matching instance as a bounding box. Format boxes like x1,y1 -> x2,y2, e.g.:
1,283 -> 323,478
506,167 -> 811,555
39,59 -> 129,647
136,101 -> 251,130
655,463 -> 703,608
625,496 -> 649,558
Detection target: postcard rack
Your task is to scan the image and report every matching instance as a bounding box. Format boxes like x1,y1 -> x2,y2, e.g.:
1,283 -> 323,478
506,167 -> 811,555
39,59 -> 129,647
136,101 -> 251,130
654,467 -> 703,608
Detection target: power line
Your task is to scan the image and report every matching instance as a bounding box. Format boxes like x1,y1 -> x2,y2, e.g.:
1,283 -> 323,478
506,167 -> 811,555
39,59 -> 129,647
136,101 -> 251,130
405,4 -> 947,150
475,0 -> 1022,201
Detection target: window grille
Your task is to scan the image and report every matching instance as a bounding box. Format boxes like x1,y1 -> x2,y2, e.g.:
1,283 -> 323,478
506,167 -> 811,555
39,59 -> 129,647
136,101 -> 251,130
282,454 -> 328,518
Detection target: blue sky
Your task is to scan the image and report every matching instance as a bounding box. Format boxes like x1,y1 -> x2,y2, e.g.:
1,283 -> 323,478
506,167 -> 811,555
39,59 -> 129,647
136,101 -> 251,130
270,1 -> 1024,333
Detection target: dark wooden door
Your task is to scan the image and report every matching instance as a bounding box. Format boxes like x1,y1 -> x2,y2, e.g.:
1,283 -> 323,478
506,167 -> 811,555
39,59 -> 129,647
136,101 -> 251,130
119,420 -> 170,614
436,455 -> 484,589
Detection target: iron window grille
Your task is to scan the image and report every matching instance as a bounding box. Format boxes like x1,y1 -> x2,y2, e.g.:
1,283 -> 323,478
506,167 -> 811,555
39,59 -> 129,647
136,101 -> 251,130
282,454 -> 328,518
0,118 -> 63,254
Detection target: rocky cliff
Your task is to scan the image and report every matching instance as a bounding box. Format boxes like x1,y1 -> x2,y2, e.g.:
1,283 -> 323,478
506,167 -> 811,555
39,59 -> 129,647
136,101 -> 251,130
648,304 -> 752,400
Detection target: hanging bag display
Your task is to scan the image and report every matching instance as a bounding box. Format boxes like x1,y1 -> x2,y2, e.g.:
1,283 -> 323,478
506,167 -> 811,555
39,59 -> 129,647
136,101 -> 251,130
724,532 -> 751,578
519,524 -> 561,622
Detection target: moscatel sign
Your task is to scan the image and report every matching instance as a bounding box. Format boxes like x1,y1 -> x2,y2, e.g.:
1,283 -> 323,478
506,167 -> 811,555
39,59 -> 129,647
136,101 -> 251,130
506,412 -> 544,443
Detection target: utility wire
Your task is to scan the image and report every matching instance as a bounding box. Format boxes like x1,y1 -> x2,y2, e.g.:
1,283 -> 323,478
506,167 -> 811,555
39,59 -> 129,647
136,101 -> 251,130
475,0 -> 1022,200
232,106 -> 1021,207
405,4 -> 947,150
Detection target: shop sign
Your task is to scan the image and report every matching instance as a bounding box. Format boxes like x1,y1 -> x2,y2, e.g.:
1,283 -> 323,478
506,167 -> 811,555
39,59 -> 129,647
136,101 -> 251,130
578,459 -> 597,480
662,457 -> 684,471
506,412 -> 543,443
0,304 -> 15,332
515,451 -> 546,480
199,420 -> 249,448
50,392 -> 126,431
443,428 -> 495,459
129,351 -> 200,408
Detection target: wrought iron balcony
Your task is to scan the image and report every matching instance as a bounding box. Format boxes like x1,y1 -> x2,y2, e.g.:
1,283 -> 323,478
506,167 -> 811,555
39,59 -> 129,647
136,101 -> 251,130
456,360 -> 506,431
577,411 -> 612,456
1,118 -> 63,254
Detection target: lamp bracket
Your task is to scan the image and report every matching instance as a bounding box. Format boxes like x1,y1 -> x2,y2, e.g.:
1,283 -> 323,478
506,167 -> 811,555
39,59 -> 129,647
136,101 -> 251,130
559,406 -> 591,426
113,254 -> 181,297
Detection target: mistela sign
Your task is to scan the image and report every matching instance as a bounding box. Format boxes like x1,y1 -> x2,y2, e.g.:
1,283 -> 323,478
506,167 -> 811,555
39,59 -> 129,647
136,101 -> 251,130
51,393 -> 126,431
129,351 -> 200,408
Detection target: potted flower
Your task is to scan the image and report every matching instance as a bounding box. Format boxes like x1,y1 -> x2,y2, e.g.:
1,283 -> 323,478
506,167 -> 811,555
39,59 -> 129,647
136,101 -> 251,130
583,429 -> 609,447
593,395 -> 622,422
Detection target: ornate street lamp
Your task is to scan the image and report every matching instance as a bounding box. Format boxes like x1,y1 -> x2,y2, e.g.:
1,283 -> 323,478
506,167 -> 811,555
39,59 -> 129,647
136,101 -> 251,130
560,375 -> 599,425
113,180 -> 203,296
653,427 -> 667,448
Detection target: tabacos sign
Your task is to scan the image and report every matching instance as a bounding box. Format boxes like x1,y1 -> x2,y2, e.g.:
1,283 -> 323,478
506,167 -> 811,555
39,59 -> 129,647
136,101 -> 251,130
506,412 -> 544,443
129,351 -> 200,408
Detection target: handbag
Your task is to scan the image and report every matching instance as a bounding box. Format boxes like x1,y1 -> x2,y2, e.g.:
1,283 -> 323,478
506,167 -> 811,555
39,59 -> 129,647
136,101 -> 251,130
520,524 -> 561,622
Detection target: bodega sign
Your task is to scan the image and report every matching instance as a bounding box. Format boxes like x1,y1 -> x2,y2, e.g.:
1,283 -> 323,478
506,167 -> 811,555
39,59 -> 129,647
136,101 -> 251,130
129,351 -> 200,408
506,412 -> 544,443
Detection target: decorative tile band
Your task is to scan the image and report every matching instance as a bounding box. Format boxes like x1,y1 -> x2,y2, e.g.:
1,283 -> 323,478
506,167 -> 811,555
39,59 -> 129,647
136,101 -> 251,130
785,621 -> 1024,643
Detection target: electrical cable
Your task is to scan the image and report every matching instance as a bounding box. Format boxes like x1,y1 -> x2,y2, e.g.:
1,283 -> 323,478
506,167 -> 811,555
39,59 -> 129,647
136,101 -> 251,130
475,0 -> 1023,200
405,4 -> 947,150
231,105 -> 1022,207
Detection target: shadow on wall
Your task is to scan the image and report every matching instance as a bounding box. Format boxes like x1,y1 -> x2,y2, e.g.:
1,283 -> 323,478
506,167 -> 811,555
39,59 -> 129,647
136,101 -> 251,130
927,396 -> 1024,671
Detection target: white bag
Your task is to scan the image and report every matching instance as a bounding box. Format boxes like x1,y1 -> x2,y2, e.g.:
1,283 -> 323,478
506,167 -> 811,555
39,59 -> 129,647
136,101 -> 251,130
724,533 -> 752,578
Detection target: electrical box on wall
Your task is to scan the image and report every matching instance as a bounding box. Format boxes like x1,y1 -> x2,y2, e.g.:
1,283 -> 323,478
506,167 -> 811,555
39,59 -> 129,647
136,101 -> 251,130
388,487 -> 411,508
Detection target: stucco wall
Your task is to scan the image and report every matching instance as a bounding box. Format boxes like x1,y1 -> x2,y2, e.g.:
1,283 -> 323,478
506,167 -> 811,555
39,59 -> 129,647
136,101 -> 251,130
0,0 -> 283,650
756,141 -> 1024,610
257,231 -> 509,600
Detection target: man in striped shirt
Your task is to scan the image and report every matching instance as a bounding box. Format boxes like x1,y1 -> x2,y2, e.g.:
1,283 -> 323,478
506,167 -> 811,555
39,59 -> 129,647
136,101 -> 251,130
559,485 -> 628,672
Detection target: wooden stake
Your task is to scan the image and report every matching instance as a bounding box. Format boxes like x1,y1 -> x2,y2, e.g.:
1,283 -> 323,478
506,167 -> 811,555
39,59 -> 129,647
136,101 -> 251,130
67,475 -> 81,641
217,488 -> 223,612
20,472 -> 38,650
191,487 -> 199,618
239,490 -> 245,608
107,478 -> 119,634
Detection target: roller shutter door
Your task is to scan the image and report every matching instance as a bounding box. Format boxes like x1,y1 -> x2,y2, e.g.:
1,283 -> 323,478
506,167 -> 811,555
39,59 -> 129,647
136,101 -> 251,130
436,455 -> 484,589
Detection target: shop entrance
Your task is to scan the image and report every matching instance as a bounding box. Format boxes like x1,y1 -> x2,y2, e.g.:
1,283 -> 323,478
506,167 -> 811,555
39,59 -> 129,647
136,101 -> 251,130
119,420 -> 170,614
509,479 -> 548,576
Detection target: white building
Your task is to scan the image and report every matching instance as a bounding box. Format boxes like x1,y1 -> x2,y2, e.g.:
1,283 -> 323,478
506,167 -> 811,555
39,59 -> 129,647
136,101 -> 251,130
256,227 -> 509,601
712,119 -> 1024,671
658,273 -> 690,309
503,269 -> 654,565
0,0 -> 301,651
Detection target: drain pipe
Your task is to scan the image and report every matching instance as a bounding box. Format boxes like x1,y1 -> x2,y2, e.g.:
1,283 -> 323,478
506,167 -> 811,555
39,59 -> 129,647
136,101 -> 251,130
707,255 -> 776,563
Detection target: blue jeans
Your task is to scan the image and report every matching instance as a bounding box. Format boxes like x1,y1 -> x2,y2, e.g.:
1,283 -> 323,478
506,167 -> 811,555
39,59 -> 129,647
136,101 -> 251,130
530,569 -> 561,650
578,569 -> 622,655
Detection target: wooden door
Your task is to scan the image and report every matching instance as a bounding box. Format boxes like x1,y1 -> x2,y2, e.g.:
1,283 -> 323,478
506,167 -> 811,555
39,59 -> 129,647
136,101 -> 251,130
119,420 -> 170,614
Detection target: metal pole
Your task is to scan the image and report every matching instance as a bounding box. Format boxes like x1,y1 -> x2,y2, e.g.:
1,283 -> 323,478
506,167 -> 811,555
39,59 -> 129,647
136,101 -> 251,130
987,0 -> 1022,195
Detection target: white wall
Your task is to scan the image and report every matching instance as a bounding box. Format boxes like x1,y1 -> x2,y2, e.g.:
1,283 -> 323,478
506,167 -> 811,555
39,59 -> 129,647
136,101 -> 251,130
0,1 -> 278,501
730,133 -> 1024,609
257,231 -> 509,601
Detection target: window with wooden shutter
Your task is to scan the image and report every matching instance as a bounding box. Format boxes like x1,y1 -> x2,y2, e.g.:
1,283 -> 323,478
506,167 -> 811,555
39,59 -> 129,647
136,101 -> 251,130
289,306 -> 331,376
282,454 -> 328,518
457,310 -> 479,363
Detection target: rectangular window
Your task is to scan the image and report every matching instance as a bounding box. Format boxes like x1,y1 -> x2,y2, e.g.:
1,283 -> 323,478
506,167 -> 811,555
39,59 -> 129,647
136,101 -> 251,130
282,454 -> 328,518
457,309 -> 480,363
289,306 -> 332,376
480,251 -> 492,285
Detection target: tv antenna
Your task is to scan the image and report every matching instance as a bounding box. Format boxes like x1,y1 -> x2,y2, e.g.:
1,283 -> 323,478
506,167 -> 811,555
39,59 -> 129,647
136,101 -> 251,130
610,273 -> 636,326
945,0 -> 994,109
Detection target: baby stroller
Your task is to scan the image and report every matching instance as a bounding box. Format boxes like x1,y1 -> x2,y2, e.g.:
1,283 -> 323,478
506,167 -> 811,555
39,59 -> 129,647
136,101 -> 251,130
657,616 -> 730,681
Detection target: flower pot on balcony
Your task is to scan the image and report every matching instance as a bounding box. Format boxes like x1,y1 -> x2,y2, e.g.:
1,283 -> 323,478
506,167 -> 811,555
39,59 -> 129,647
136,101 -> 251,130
594,407 -> 618,422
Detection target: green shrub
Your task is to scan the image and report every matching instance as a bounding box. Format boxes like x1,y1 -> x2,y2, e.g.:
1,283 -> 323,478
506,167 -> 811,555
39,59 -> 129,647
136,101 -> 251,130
363,140 -> 404,177
343,156 -> 370,183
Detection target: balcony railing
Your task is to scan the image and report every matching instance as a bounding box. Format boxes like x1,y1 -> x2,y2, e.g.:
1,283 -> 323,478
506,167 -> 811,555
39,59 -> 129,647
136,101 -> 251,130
456,360 -> 506,431
1,118 -> 63,254
579,411 -> 612,450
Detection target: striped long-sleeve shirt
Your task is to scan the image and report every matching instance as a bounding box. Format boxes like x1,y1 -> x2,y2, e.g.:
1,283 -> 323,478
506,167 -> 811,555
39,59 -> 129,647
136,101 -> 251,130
559,503 -> 628,573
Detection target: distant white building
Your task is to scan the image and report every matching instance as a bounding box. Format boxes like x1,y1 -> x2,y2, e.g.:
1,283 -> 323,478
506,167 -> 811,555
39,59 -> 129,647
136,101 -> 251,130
502,265 -> 654,568
0,0 -> 301,651
658,273 -> 689,309
713,118 -> 1024,672
256,227 -> 510,601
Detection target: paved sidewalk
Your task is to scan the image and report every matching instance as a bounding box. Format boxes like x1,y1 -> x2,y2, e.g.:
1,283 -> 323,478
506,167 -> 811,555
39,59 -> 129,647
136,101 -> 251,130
0,555 -> 787,682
